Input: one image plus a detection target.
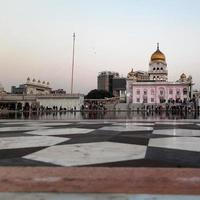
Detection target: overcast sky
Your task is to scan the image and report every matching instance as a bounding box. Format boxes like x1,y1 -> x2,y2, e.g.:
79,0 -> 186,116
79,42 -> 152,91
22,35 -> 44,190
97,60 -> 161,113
0,0 -> 200,94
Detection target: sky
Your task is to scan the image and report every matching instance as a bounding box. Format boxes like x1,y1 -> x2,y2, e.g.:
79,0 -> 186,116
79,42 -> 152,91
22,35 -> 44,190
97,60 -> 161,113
0,0 -> 200,94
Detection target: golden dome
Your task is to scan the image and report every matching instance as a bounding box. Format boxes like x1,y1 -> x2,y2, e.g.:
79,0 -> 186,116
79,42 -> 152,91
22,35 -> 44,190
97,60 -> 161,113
151,43 -> 166,61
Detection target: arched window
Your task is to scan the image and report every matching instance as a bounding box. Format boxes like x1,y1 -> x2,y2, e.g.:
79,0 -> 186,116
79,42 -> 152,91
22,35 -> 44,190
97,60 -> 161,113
157,67 -> 159,70
153,76 -> 156,80
153,67 -> 156,71
161,67 -> 163,70
176,89 -> 180,95
151,89 -> 155,95
159,87 -> 165,96
183,88 -> 187,95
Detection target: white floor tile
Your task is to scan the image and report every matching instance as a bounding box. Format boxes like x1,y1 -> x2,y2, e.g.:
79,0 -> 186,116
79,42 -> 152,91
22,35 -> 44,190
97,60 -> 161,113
100,126 -> 153,132
153,129 -> 200,136
24,142 -> 147,166
0,136 -> 69,150
27,128 -> 94,136
149,137 -> 200,152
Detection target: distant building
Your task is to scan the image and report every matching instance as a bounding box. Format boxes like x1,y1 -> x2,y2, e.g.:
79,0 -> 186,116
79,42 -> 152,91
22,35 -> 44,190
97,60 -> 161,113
0,83 -> 6,94
126,44 -> 193,105
11,78 -> 51,95
51,89 -> 66,95
97,71 -> 119,95
0,93 -> 84,111
112,77 -> 126,102
127,69 -> 149,81
11,85 -> 26,94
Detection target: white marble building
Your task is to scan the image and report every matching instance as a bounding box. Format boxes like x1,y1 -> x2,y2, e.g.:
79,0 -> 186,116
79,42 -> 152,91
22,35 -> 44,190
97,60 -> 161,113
25,78 -> 51,95
126,44 -> 193,104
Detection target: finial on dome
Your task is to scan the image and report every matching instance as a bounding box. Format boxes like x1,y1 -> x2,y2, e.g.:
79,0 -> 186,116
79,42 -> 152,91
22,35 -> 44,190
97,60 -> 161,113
157,42 -> 159,50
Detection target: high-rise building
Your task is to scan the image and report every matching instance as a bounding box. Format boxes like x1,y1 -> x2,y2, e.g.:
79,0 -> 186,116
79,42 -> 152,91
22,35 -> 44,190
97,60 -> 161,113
97,71 -> 119,95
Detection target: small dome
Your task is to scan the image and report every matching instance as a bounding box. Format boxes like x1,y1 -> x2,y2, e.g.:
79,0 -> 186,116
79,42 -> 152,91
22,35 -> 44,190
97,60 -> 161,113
42,81 -> 45,84
151,43 -> 166,62
38,80 -> 41,83
33,78 -> 36,82
180,73 -> 186,79
47,82 -> 50,85
27,77 -> 30,81
127,68 -> 134,78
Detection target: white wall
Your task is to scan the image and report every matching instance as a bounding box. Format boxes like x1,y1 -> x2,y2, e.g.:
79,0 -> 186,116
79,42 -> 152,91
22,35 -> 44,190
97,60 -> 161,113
37,97 -> 84,110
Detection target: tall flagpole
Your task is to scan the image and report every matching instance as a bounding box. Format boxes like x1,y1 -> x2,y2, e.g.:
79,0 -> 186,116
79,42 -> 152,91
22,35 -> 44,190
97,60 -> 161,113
71,32 -> 76,94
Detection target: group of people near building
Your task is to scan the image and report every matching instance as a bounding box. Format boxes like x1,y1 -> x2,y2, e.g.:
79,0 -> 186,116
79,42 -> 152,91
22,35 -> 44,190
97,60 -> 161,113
81,101 -> 106,111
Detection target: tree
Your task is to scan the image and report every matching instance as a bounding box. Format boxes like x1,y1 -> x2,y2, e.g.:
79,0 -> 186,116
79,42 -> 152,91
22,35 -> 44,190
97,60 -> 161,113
85,89 -> 113,99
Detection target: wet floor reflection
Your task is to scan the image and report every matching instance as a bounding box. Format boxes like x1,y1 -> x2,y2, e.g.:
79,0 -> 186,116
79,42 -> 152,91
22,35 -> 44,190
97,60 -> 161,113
0,110 -> 199,120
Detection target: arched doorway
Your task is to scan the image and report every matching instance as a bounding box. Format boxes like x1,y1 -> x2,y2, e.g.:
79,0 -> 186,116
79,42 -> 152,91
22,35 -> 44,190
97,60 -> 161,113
17,103 -> 22,111
24,102 -> 30,111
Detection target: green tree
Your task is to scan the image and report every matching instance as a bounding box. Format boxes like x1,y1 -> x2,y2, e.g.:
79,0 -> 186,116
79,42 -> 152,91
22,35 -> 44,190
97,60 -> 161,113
85,89 -> 113,99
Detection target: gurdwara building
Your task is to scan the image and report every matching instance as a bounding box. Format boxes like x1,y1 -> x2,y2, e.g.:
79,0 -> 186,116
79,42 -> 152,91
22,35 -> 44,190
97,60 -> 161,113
126,44 -> 193,104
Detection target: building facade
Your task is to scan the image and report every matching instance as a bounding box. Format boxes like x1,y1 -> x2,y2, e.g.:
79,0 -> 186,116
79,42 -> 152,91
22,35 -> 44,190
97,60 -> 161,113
97,71 -> 119,95
126,44 -> 193,105
0,94 -> 84,111
112,77 -> 126,102
11,78 -> 51,95
2,78 -> 84,111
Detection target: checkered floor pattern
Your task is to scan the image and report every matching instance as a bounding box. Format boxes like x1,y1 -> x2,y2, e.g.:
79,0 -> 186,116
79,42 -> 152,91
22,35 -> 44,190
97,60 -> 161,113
0,120 -> 200,167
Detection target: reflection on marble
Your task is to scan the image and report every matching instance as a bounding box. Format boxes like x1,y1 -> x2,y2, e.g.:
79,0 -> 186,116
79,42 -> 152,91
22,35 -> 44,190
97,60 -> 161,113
78,122 -> 110,125
2,122 -> 71,127
2,122 -> 30,125
34,123 -> 72,126
100,126 -> 153,132
153,129 -> 200,136
149,137 -> 200,152
0,193 -> 199,200
0,136 -> 69,150
155,122 -> 193,125
24,142 -> 147,166
27,128 -> 95,136
112,122 -> 154,126
0,126 -> 43,132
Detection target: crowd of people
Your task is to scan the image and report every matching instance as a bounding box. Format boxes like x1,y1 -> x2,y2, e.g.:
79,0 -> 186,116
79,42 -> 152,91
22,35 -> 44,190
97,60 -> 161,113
81,101 -> 106,111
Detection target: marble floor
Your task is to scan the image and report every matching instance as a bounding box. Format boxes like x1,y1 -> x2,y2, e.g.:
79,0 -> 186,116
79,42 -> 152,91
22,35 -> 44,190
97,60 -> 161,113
0,193 -> 199,200
0,120 -> 200,167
